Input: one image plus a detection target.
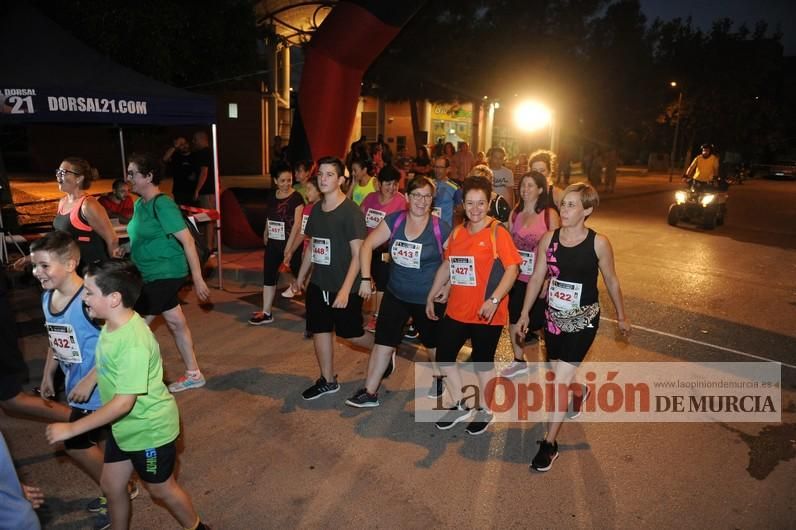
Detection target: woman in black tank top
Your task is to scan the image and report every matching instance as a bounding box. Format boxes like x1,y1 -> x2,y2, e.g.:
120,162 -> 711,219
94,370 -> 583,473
516,183 -> 630,472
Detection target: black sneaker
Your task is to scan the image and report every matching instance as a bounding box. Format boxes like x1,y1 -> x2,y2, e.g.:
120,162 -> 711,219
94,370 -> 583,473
530,439 -> 559,472
426,376 -> 446,399
381,351 -> 396,379
345,388 -> 379,408
403,325 -> 419,340
435,401 -> 473,430
567,384 -> 591,419
465,408 -> 494,435
301,376 -> 340,400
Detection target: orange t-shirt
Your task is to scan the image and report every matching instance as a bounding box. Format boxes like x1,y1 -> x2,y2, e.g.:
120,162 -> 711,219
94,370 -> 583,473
444,221 -> 522,326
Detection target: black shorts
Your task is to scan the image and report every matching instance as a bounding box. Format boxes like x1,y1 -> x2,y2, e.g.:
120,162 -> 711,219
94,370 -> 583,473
65,407 -> 107,450
374,289 -> 445,348
371,248 -> 390,292
134,277 -> 186,315
435,316 -> 503,368
305,283 -> 364,339
0,373 -> 22,401
508,281 -> 546,329
104,432 -> 177,484
263,239 -> 302,286
544,312 -> 600,364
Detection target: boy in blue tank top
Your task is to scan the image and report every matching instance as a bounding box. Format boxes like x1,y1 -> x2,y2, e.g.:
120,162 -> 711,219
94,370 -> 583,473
30,231 -> 115,527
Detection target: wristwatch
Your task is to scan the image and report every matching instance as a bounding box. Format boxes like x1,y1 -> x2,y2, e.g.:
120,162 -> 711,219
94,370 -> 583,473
490,297 -> 499,305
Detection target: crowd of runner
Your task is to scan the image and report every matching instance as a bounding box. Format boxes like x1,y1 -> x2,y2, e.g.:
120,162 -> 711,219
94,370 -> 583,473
1,144 -> 630,530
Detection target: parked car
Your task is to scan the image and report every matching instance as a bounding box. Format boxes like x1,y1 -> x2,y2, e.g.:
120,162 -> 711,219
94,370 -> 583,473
752,159 -> 796,180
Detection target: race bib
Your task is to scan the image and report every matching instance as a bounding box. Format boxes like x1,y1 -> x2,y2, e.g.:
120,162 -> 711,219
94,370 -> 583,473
391,239 -> 423,269
431,207 -> 442,218
311,237 -> 331,265
365,208 -> 386,229
449,256 -> 476,286
46,322 -> 82,364
300,214 -> 309,236
519,250 -> 535,276
548,278 -> 583,311
267,219 -> 286,240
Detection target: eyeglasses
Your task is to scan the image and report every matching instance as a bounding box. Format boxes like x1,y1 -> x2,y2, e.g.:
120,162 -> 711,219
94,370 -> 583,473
409,193 -> 434,202
55,168 -> 81,178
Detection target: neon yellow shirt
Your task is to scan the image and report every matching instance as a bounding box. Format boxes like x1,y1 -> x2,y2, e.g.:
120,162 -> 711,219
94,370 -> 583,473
95,313 -> 179,451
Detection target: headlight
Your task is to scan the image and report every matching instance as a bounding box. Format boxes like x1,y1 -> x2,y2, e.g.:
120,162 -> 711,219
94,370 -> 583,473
700,194 -> 715,206
675,191 -> 687,204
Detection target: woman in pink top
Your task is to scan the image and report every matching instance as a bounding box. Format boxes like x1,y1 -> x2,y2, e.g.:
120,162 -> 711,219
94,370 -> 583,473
502,171 -> 560,378
359,166 -> 407,332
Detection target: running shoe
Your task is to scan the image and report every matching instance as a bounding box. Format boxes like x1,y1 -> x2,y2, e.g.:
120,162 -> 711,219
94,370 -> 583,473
281,285 -> 297,299
427,376 -> 446,399
500,360 -> 530,379
435,401 -> 473,430
248,312 -> 274,325
87,481 -> 139,512
302,376 -> 340,400
530,439 -> 559,472
403,325 -> 419,340
345,388 -> 379,408
365,314 -> 378,333
168,373 -> 206,393
567,384 -> 591,419
381,350 -> 396,379
465,408 -> 494,435
93,508 -> 110,530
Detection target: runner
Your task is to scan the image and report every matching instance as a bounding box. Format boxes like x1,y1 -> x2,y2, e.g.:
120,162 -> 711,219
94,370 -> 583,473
249,162 -> 305,325
31,232 -> 138,528
426,176 -> 521,435
529,149 -> 564,210
347,159 -> 377,206
291,157 -> 367,400
282,177 -> 321,300
345,176 -> 451,407
46,259 -> 210,530
359,165 -> 407,332
124,153 -> 210,393
503,171 -> 560,377
517,182 -> 630,471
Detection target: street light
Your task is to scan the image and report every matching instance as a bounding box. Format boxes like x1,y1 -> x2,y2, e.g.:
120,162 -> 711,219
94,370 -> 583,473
669,82 -> 683,182
514,100 -> 552,133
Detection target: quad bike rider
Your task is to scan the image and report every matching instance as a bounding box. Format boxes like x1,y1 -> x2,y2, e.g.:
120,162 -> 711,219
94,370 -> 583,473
668,143 -> 729,229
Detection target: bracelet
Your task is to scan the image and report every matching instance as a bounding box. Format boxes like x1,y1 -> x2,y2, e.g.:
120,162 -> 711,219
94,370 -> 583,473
360,277 -> 372,281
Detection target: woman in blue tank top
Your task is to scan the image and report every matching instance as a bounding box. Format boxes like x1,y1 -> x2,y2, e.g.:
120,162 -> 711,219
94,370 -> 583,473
345,177 -> 452,408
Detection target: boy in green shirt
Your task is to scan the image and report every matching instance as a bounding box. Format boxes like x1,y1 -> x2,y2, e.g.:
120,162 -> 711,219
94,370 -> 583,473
46,259 -> 209,530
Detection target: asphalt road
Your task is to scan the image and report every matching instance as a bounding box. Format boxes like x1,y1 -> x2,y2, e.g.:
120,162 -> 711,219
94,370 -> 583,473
2,174 -> 795,529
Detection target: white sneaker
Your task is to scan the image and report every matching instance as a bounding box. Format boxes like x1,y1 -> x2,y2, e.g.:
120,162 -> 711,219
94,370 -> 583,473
281,286 -> 296,299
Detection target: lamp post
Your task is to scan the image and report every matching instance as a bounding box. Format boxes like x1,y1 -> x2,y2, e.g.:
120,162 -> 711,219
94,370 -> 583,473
669,82 -> 683,182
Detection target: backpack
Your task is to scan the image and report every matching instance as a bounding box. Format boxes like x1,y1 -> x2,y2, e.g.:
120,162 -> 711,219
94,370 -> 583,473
389,211 -> 443,256
152,194 -> 211,269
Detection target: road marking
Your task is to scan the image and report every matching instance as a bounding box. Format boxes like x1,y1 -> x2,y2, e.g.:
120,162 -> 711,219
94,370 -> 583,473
601,317 -> 796,370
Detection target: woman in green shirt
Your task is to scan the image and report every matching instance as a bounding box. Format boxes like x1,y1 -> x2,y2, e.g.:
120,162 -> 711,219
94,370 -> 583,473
125,153 -> 210,393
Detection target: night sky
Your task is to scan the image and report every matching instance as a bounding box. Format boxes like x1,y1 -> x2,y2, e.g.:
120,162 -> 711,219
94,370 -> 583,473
639,0 -> 795,55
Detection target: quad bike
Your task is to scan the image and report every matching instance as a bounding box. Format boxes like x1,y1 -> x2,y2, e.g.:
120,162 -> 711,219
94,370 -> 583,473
667,178 -> 728,230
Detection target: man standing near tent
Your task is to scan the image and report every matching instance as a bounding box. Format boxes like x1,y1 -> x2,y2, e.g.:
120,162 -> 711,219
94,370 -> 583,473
162,136 -> 196,207
191,131 -> 216,251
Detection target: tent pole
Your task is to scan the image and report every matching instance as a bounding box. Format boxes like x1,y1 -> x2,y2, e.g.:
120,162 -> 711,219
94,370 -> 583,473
118,127 -> 126,178
211,123 -> 222,290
